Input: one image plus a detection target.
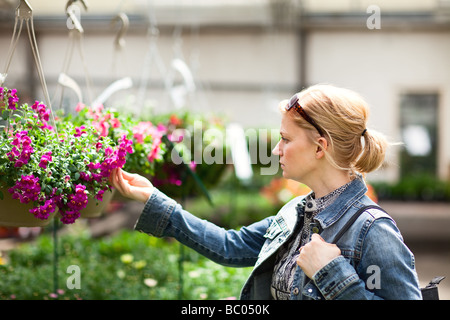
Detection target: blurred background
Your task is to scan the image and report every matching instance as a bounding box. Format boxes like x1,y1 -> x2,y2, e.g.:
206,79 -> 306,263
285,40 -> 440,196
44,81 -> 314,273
0,0 -> 449,300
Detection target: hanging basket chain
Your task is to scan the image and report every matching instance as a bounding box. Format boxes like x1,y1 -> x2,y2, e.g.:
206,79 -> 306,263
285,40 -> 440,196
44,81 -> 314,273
1,0 -> 61,296
1,0 -> 58,135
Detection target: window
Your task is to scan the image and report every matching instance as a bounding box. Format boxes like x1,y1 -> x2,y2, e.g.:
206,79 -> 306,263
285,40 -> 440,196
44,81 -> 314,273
399,93 -> 439,178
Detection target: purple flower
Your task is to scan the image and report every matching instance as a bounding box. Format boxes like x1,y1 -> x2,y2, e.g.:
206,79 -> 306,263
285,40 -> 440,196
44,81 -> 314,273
57,184 -> 88,224
30,100 -> 54,131
114,134 -> 133,167
74,126 -> 87,137
100,157 -> 116,178
88,162 -> 101,171
6,146 -> 20,161
7,88 -> 19,110
39,151 -> 53,169
79,171 -> 92,182
104,147 -> 113,157
60,210 -> 81,225
67,184 -> 88,211
91,173 -> 103,182
8,175 -> 41,204
40,123 -> 54,131
94,135 -> 134,179
0,87 -> 19,110
7,131 -> 33,167
30,198 -> 56,220
94,189 -> 105,201
31,100 -> 50,121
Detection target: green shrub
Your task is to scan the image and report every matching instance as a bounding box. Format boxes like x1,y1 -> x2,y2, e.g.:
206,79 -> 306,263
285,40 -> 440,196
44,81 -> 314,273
371,174 -> 450,202
0,230 -> 251,300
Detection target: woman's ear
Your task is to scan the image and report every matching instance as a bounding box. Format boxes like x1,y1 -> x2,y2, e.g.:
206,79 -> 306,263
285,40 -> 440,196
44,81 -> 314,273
315,137 -> 328,159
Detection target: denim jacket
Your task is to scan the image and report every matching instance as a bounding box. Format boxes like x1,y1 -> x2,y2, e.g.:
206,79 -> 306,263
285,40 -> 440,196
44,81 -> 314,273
134,176 -> 422,300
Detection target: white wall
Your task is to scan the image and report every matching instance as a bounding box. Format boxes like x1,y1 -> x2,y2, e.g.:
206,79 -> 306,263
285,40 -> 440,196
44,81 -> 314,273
35,29 -> 298,128
306,30 -> 450,181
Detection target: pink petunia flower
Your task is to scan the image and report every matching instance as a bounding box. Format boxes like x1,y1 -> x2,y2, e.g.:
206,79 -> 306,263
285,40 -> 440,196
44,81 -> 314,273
39,151 -> 53,169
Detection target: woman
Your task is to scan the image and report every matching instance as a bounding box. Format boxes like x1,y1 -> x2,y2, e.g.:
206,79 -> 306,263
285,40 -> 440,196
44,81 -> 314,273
110,84 -> 422,300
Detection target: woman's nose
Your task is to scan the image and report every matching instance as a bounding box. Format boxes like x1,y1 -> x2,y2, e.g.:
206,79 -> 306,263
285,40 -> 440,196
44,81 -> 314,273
272,141 -> 281,156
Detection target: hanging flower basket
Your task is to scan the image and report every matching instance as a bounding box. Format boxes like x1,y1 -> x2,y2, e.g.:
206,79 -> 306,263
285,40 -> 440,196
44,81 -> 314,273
70,103 -> 167,177
148,112 -> 228,200
0,88 -> 133,226
80,189 -> 115,218
0,187 -> 57,227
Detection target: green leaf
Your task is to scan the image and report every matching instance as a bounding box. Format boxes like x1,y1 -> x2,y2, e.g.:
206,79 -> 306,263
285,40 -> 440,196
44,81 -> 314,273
2,110 -> 10,121
0,190 -> 4,200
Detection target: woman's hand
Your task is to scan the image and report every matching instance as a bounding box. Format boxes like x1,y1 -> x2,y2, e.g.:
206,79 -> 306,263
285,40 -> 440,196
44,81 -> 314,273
296,233 -> 341,279
110,168 -> 154,203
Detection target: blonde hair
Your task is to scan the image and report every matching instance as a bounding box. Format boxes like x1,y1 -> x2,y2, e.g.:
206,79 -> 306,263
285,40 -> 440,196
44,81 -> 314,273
280,84 -> 388,176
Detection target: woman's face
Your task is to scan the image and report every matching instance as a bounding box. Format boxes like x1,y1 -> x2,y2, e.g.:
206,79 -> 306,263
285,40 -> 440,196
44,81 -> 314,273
272,114 -> 319,183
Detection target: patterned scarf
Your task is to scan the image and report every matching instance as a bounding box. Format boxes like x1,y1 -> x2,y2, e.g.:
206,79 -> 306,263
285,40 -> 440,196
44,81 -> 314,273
270,182 -> 351,300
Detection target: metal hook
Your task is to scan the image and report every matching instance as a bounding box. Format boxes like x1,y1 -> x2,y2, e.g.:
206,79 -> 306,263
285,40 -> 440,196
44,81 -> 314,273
66,0 -> 88,33
16,0 -> 33,19
1,0 -> 33,84
65,0 -> 88,12
112,13 -> 129,50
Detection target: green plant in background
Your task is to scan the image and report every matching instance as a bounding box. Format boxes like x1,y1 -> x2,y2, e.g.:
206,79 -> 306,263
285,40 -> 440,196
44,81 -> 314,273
148,111 -> 229,200
66,105 -> 229,200
0,230 -> 251,300
371,174 -> 450,202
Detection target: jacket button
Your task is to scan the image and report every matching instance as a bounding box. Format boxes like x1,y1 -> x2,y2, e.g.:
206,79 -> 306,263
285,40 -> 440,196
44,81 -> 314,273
293,288 -> 299,295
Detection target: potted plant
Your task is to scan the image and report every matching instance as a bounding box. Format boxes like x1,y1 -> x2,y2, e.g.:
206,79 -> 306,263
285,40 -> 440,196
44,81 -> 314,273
149,111 -> 228,200
69,103 -> 167,177
0,87 -> 133,226
70,103 -> 227,202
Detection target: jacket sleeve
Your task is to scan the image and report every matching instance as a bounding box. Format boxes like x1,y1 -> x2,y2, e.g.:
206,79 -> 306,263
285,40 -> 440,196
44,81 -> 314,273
311,218 -> 422,300
134,188 -> 273,268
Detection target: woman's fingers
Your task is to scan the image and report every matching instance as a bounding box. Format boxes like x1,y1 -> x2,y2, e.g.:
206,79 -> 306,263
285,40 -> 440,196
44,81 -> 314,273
121,169 -> 135,182
311,233 -> 325,242
111,169 -> 128,195
296,234 -> 341,279
110,168 -> 154,203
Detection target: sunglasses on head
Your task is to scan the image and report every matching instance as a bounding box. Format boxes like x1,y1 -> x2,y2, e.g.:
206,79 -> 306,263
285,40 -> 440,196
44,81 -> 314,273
285,94 -> 324,136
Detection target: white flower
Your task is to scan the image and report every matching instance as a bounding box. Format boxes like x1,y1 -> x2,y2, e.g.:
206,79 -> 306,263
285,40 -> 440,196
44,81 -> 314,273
144,278 -> 158,287
188,270 -> 200,278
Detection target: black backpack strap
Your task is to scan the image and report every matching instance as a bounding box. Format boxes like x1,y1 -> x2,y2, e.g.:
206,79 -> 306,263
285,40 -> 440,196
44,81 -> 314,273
303,204 -> 387,289
331,205 -> 386,244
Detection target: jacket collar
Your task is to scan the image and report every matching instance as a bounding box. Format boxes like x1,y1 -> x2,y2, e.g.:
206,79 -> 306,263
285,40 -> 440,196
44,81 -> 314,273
312,175 -> 368,229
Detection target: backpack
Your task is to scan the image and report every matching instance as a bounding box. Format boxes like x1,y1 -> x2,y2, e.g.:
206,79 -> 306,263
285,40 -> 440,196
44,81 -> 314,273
334,205 -> 445,300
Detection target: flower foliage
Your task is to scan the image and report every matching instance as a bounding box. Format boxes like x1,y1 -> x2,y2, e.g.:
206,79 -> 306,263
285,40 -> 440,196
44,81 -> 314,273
0,88 -> 132,224
68,103 -> 167,176
148,111 -> 228,199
